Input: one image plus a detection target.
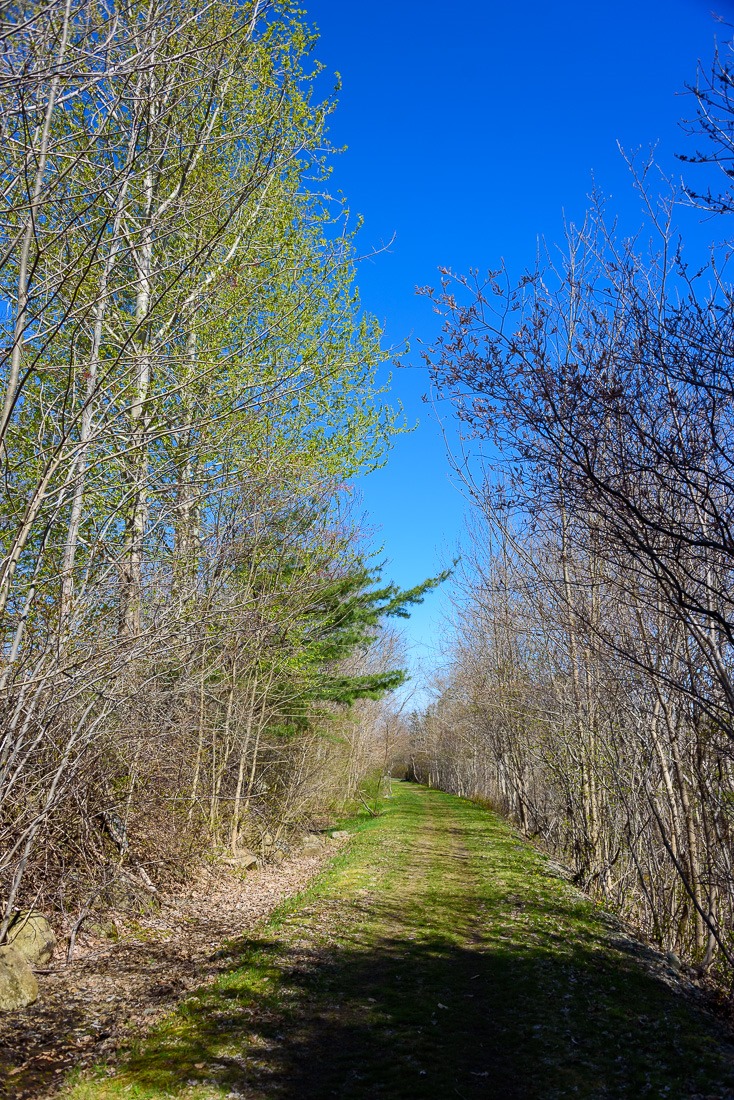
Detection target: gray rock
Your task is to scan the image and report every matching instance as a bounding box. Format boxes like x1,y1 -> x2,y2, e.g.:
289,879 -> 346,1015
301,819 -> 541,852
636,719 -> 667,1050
0,946 -> 38,1011
88,920 -> 119,941
7,912 -> 56,965
330,830 -> 352,841
102,876 -> 159,914
300,834 -> 324,853
665,950 -> 682,972
234,848 -> 258,870
223,848 -> 258,870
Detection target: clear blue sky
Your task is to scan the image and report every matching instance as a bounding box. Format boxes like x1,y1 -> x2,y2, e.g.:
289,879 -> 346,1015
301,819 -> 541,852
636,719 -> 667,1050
305,0 -> 734,703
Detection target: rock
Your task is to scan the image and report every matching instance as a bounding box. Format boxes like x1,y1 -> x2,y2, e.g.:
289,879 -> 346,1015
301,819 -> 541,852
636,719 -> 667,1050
7,912 -> 56,965
233,848 -> 258,870
102,876 -> 159,914
262,833 -> 273,847
88,920 -> 119,942
665,950 -> 682,972
222,848 -> 258,871
300,834 -> 324,853
0,946 -> 38,1011
330,830 -> 351,841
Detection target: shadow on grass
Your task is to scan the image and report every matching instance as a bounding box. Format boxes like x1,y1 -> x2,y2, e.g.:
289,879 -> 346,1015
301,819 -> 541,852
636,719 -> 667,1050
111,905 -> 734,1100
63,788 -> 734,1099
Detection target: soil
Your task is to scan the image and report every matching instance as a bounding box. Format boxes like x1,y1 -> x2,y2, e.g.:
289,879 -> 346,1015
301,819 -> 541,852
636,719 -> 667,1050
0,838 -> 344,1099
6,785 -> 734,1099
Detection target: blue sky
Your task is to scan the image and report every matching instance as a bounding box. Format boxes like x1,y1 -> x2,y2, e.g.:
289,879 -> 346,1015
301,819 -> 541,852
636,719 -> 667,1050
305,0 -> 734,703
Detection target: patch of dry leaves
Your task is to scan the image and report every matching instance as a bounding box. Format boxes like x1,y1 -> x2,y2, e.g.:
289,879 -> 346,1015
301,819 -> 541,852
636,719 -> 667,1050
0,837 -> 344,1100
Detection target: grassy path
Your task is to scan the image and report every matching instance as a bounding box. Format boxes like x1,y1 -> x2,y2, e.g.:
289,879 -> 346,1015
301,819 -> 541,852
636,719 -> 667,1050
65,784 -> 734,1099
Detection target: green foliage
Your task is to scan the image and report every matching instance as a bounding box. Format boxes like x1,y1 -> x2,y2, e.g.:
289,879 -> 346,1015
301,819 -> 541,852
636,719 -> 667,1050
270,561 -> 451,721
0,0 -> 427,930
60,784 -> 734,1100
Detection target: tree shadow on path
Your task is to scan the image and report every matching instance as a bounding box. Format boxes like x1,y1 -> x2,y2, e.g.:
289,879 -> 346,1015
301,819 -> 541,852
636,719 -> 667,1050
114,896 -> 734,1100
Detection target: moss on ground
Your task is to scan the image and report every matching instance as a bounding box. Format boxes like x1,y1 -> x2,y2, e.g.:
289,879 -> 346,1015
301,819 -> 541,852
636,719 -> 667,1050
62,784 -> 734,1099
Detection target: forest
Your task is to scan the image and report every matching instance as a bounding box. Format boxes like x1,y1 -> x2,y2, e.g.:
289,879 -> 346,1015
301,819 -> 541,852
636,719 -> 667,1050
0,0 -> 443,956
413,62 -> 734,986
5,0 -> 734,1094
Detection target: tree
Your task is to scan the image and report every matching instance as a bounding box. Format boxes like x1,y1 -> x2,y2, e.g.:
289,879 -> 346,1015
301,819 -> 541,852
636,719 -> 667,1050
417,40 -> 734,978
0,0 -> 412,938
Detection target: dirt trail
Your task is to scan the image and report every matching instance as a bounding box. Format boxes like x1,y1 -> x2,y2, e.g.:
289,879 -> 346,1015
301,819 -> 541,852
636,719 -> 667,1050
9,784 -> 734,1099
0,839 -> 344,1099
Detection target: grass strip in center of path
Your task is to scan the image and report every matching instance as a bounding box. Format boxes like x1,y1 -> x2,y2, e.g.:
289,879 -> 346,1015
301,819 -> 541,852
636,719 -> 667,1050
62,784 -> 734,1099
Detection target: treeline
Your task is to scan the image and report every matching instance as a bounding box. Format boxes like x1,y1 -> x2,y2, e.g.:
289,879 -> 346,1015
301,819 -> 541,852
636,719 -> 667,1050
413,48 -> 734,981
0,0 -> 424,944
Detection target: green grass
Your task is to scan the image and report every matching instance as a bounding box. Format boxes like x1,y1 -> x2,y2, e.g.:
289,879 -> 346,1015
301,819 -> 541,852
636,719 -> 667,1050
62,783 -> 734,1099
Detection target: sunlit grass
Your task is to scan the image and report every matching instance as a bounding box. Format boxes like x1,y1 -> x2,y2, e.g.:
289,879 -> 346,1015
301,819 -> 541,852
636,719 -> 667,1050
62,784 -> 734,1099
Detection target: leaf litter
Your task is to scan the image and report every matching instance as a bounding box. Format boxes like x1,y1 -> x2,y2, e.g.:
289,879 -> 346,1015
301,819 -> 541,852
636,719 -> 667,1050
0,838 -> 346,1099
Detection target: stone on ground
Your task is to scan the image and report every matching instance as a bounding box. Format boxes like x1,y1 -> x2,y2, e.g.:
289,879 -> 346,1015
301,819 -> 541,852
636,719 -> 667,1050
7,912 -> 56,966
228,848 -> 259,870
0,945 -> 38,1011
